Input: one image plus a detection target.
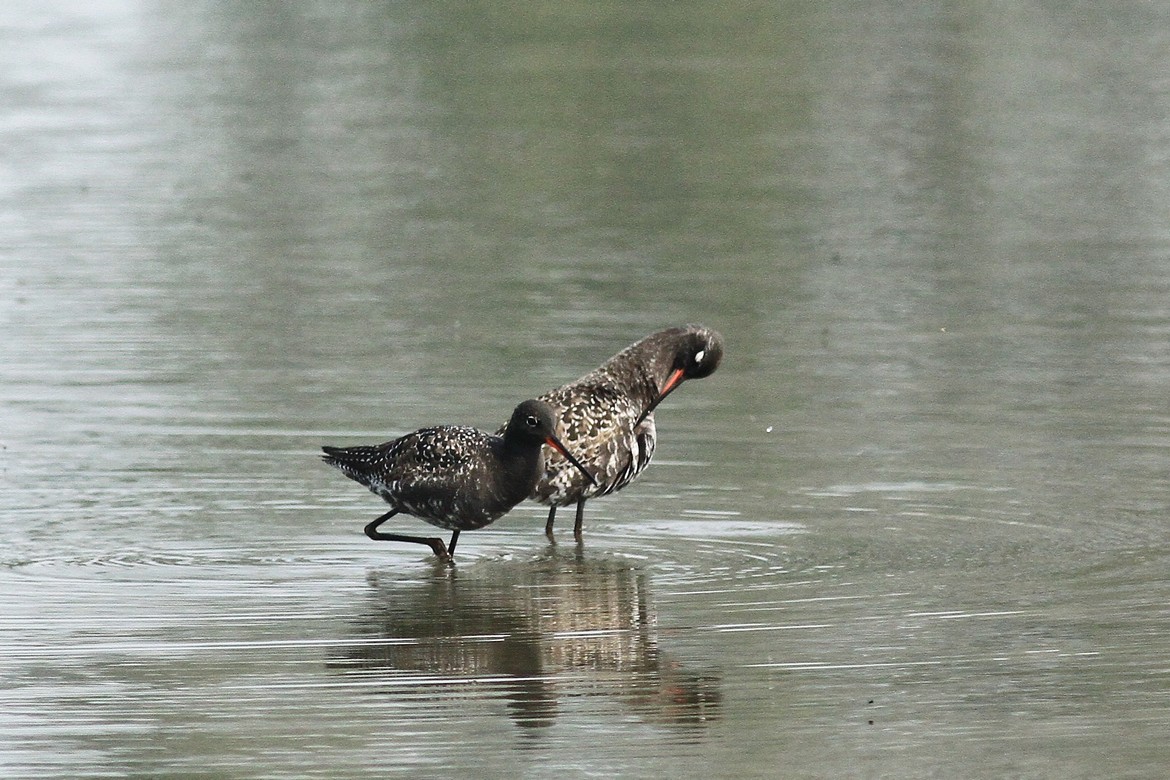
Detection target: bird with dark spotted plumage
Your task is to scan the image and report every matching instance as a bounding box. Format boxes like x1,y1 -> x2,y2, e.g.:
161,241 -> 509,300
322,399 -> 596,561
510,325 -> 724,538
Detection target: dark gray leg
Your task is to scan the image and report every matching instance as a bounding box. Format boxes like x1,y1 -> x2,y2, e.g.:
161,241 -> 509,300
544,506 -> 557,537
364,510 -> 451,561
572,498 -> 586,538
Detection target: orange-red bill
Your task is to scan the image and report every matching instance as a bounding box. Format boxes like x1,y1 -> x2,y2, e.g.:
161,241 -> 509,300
635,366 -> 686,425
545,436 -> 598,486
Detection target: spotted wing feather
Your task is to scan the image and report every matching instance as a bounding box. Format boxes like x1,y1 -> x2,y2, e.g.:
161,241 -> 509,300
531,383 -> 656,506
323,427 -> 507,531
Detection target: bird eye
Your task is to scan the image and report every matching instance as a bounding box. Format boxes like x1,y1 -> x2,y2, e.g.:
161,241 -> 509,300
694,349 -> 706,365
525,415 -> 540,427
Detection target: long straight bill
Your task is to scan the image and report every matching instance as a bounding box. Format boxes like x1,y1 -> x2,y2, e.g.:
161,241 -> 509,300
634,366 -> 686,426
545,436 -> 598,486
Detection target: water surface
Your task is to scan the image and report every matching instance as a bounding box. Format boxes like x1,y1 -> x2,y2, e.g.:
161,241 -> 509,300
3,2 -> 1169,778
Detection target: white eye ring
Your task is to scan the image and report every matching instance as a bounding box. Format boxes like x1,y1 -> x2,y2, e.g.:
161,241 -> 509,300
694,350 -> 706,364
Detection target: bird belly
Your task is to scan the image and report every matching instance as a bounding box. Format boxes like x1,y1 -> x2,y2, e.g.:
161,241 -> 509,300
371,481 -> 502,531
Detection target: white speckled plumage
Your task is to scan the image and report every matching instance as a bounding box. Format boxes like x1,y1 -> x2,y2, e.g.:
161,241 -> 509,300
327,426 -> 516,531
532,384 -> 652,506
323,399 -> 595,560
512,325 -> 724,536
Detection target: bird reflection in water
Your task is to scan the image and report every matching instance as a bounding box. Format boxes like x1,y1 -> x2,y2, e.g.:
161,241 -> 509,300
328,551 -> 720,737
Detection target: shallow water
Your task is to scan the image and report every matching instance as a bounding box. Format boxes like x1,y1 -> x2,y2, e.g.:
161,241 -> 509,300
3,1 -> 1170,778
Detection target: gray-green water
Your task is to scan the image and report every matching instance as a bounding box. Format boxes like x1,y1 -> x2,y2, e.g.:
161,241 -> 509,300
3,2 -> 1170,778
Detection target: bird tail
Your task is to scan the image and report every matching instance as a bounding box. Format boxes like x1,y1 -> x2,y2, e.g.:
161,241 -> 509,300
321,445 -> 381,486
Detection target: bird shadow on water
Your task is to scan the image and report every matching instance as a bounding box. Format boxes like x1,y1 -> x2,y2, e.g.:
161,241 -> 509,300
326,547 -> 721,742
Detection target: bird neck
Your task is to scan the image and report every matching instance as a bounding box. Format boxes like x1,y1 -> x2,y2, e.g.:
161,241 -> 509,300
497,435 -> 545,502
600,336 -> 677,411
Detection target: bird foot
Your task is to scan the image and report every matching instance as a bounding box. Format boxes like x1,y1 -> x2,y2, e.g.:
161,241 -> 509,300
426,538 -> 453,563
